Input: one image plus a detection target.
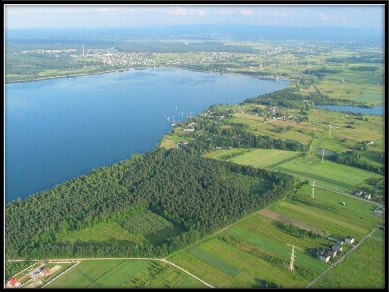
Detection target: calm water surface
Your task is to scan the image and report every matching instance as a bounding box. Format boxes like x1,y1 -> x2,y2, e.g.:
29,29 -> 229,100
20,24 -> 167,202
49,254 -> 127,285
316,104 -> 384,116
5,68 -> 289,202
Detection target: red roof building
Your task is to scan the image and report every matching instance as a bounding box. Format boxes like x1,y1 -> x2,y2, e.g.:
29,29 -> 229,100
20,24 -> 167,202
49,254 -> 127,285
9,277 -> 17,286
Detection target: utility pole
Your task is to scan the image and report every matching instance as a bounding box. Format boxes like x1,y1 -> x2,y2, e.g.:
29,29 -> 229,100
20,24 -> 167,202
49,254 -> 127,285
287,244 -> 303,272
311,180 -> 315,199
329,123 -> 332,137
289,244 -> 295,271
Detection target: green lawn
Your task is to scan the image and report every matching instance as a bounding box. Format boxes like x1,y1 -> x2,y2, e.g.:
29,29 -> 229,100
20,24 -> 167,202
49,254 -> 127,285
58,221 -> 144,244
45,260 -> 206,288
313,237 -> 385,288
267,185 -> 381,240
273,155 -> 381,192
204,148 -> 300,168
58,210 -> 184,246
168,184 -> 382,288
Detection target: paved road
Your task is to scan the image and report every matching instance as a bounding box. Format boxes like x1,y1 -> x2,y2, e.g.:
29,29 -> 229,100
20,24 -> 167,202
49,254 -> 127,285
306,227 -> 379,288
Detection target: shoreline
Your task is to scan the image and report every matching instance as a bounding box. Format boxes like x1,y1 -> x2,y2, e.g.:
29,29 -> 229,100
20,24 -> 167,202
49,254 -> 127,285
5,66 -> 286,85
5,71 -> 290,203
5,68 -> 137,84
6,68 -> 383,108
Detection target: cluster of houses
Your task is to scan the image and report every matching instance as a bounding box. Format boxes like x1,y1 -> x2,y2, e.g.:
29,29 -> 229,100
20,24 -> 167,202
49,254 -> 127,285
374,206 -> 385,214
177,141 -> 189,148
182,122 -> 196,132
318,236 -> 355,263
6,263 -> 62,288
354,190 -> 372,200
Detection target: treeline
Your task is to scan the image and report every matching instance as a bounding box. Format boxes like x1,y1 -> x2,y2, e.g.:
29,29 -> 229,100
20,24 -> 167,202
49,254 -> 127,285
244,87 -> 356,109
303,67 -> 342,77
5,261 -> 35,280
183,118 -> 305,153
326,55 -> 383,64
328,150 -> 384,175
348,65 -> 380,71
5,149 -> 295,259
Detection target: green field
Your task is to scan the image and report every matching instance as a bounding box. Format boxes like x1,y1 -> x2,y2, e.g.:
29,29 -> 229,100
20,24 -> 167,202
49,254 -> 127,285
268,185 -> 381,240
167,184 -> 383,288
228,113 -> 313,145
273,155 -> 380,192
58,221 -> 143,243
204,148 -> 300,168
58,210 -> 183,246
45,260 -> 206,288
169,212 -> 328,288
313,237 -> 385,288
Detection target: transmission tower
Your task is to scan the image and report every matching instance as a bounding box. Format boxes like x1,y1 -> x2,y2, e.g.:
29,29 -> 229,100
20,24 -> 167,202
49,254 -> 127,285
311,180 -> 316,199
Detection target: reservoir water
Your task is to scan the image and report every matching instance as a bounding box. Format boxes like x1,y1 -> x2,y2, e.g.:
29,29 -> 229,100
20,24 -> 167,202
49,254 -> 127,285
5,68 -> 289,202
315,104 -> 384,116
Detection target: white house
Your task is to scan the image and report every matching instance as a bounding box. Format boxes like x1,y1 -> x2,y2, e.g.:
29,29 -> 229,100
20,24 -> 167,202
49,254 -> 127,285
364,193 -> 372,200
319,254 -> 331,263
332,245 -> 343,252
345,236 -> 355,244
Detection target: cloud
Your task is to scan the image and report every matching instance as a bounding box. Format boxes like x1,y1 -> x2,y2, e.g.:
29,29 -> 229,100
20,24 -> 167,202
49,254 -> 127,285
271,11 -> 295,18
240,9 -> 255,16
168,6 -> 206,17
218,8 -> 235,16
317,12 -> 348,24
96,7 -> 138,15
318,12 -> 330,22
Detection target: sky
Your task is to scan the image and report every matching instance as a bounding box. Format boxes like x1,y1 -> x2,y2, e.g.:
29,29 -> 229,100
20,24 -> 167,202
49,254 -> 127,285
5,4 -> 385,30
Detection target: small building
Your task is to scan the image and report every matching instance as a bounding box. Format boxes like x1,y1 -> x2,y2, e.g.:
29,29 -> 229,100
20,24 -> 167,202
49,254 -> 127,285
6,277 -> 21,288
345,236 -> 355,244
337,240 -> 344,246
364,193 -> 371,200
178,141 -> 189,147
354,190 -> 363,197
329,250 -> 337,257
319,254 -> 331,263
183,128 -> 194,132
332,245 -> 343,252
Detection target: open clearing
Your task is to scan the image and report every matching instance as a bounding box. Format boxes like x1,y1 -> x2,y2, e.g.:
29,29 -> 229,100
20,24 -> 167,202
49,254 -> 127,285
312,237 -> 385,288
58,209 -> 184,246
273,155 -> 381,192
167,185 -> 383,288
45,260 -> 206,288
204,148 -> 300,168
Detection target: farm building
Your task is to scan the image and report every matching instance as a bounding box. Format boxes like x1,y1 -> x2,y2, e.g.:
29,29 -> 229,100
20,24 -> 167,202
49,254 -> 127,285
332,244 -> 343,252
319,254 -> 331,263
27,264 -> 46,280
374,206 -> 384,214
177,141 -> 189,147
5,277 -> 21,288
345,236 -> 355,244
364,193 -> 372,200
328,250 -> 337,257
354,190 -> 363,197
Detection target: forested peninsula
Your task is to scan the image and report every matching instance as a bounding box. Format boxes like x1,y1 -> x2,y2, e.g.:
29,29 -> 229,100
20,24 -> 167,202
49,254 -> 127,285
5,147 -> 295,259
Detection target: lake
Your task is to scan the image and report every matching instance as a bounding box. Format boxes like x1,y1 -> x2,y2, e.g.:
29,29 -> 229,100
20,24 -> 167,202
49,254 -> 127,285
315,104 -> 384,116
5,68 -> 289,202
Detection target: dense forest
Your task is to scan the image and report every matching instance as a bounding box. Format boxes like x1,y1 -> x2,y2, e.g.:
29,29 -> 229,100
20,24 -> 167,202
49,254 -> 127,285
5,149 -> 295,259
244,87 -> 359,109
328,150 -> 384,175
